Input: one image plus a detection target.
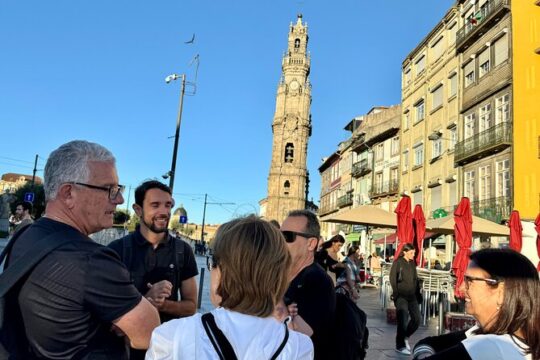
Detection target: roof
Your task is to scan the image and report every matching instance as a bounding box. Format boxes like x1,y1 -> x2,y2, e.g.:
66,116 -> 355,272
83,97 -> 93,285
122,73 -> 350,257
1,173 -> 43,184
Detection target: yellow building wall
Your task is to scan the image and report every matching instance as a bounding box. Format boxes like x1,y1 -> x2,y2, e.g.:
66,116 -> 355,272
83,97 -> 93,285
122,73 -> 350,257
511,2 -> 540,220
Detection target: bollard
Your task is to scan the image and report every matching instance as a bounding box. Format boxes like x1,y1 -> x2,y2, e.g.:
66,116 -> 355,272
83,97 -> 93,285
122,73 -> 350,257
197,267 -> 205,309
438,294 -> 445,335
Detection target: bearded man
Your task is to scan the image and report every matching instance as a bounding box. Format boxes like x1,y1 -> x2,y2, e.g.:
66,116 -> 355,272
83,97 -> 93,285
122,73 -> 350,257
108,180 -> 198,360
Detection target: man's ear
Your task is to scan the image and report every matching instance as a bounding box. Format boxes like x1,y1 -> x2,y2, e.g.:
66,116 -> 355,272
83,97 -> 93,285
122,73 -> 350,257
307,237 -> 318,251
57,183 -> 76,209
132,203 -> 142,217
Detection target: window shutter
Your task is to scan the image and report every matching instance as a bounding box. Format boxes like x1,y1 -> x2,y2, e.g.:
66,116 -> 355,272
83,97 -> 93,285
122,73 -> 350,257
494,34 -> 508,66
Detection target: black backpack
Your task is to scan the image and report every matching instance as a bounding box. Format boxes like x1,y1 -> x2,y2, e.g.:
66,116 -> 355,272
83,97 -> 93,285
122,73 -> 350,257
0,226 -> 72,359
334,292 -> 369,360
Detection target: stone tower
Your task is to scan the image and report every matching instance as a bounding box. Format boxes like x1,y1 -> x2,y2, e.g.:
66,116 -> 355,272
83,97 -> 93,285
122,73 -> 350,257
263,14 -> 312,224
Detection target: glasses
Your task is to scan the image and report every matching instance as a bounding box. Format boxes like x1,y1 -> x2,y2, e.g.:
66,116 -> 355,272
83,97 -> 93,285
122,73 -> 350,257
206,256 -> 218,272
281,230 -> 318,243
463,275 -> 501,290
69,182 -> 125,200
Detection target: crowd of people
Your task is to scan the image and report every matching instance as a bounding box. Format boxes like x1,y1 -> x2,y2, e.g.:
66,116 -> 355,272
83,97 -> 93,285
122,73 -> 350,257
1,139 -> 539,360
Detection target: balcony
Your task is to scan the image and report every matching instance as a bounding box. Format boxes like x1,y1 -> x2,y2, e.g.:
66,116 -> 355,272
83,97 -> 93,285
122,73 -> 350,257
454,122 -> 512,166
337,193 -> 354,208
369,180 -> 399,198
470,196 -> 512,224
351,159 -> 372,178
456,0 -> 510,52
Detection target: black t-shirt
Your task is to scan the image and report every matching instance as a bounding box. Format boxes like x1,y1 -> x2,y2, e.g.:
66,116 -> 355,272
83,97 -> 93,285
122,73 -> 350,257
8,217 -> 142,360
285,262 -> 336,360
108,228 -> 198,323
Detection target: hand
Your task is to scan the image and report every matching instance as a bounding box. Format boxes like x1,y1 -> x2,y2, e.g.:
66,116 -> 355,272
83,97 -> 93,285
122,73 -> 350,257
145,280 -> 172,310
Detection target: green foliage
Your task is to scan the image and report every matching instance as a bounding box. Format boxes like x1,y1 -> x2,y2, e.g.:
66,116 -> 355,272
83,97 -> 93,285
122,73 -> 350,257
113,209 -> 130,224
127,212 -> 139,232
9,183 -> 45,219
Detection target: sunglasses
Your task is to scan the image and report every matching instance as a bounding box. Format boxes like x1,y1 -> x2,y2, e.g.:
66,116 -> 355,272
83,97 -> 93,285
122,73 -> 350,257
463,275 -> 501,290
281,230 -> 318,243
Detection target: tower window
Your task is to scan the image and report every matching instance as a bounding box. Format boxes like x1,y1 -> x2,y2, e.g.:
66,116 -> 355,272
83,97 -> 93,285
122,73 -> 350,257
294,39 -> 300,48
285,143 -> 294,163
284,180 -> 290,195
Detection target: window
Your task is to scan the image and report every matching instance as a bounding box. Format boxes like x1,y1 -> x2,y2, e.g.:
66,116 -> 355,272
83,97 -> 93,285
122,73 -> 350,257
449,73 -> 457,98
431,85 -> 443,110
448,22 -> 457,45
478,47 -> 490,78
432,138 -> 443,158
494,33 -> 508,67
284,180 -> 290,195
465,170 -> 475,200
479,104 -> 492,132
284,143 -> 294,163
375,143 -> 384,161
415,100 -> 425,123
449,127 -> 457,150
294,38 -> 300,49
431,186 -> 442,213
391,137 -> 400,156
495,94 -> 510,124
415,55 -> 426,76
390,167 -> 399,188
464,60 -> 475,87
403,110 -> 410,130
431,37 -> 444,61
375,172 -> 383,193
496,160 -> 510,198
413,143 -> 424,167
403,68 -> 411,86
479,165 -> 491,200
402,150 -> 409,172
465,113 -> 476,139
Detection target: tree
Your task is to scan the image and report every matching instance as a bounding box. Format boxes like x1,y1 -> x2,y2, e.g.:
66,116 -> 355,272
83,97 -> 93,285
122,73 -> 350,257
127,212 -> 139,232
9,183 -> 45,219
113,209 -> 130,225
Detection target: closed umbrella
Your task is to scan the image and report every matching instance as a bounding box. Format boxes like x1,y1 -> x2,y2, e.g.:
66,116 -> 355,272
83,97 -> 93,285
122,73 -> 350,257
452,197 -> 473,298
394,196 -> 414,256
535,213 -> 540,271
412,204 -> 426,267
508,210 -> 523,252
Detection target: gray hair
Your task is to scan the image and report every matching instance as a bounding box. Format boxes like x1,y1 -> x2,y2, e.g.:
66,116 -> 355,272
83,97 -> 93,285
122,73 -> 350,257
44,140 -> 115,201
287,209 -> 320,238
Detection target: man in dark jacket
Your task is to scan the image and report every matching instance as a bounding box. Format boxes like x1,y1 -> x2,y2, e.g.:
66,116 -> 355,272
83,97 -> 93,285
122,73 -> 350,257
390,243 -> 421,355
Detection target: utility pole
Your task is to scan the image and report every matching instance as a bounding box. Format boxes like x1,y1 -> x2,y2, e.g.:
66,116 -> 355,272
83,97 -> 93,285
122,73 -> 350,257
124,185 -> 132,230
200,193 -> 235,243
168,74 -> 186,193
31,154 -> 38,189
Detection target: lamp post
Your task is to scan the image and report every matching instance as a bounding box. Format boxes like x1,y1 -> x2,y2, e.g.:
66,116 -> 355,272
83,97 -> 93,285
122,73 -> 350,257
200,194 -> 235,243
164,73 -> 187,193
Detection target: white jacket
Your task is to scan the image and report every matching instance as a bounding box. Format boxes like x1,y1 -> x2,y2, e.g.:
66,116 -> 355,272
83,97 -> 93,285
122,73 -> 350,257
145,307 -> 314,360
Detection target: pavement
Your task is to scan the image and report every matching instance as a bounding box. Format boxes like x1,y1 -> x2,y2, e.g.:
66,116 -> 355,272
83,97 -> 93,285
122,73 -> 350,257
193,254 -> 439,359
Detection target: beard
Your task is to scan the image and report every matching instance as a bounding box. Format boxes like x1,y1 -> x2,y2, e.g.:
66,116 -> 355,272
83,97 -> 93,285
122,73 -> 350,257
141,214 -> 170,234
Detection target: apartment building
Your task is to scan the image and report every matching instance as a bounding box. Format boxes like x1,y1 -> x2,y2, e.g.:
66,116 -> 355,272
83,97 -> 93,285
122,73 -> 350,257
454,0 -> 540,221
400,5 -> 462,218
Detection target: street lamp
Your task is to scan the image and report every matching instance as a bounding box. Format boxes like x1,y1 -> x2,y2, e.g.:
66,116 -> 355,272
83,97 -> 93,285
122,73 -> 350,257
165,73 -> 187,193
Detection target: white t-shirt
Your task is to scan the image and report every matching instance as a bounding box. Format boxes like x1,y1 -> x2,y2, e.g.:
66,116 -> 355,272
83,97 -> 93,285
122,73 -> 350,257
145,307 -> 314,360
463,326 -> 531,360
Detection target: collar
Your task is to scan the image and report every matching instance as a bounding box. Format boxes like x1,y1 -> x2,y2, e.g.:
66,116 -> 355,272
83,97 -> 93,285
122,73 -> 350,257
133,225 -> 172,247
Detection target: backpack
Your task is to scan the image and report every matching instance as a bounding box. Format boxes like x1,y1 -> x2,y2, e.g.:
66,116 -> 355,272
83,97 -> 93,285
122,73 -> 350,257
120,233 -> 185,296
334,292 -> 369,360
0,226 -> 72,359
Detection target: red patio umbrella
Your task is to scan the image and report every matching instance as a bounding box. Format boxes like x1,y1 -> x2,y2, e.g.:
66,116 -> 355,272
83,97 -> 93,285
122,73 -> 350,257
508,210 -> 523,252
394,196 -> 414,257
535,213 -> 540,271
452,197 -> 473,298
412,204 -> 426,266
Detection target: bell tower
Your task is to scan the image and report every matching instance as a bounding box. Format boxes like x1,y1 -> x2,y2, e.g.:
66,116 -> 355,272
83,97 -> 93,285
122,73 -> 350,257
262,14 -> 312,223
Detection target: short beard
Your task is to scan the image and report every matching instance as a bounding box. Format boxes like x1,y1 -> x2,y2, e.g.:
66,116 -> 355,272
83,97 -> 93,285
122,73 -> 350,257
141,214 -> 169,234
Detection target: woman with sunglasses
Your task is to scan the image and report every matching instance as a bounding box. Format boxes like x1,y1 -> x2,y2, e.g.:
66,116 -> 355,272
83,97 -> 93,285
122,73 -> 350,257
146,216 -> 314,359
412,248 -> 540,360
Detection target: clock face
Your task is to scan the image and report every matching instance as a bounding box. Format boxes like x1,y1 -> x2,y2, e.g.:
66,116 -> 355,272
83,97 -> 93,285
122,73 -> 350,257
289,80 -> 299,91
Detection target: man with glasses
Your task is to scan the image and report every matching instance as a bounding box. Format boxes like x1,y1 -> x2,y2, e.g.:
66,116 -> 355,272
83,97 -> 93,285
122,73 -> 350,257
109,180 -> 198,360
281,210 -> 336,360
2,140 -> 160,359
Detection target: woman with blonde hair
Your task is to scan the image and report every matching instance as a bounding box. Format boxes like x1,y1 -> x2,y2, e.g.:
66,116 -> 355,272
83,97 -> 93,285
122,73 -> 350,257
146,216 -> 314,359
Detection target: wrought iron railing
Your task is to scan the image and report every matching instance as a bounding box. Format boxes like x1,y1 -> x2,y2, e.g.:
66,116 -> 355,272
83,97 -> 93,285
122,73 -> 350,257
351,158 -> 372,177
337,193 -> 354,208
369,180 -> 399,197
456,0 -> 509,49
470,196 -> 512,224
454,122 -> 512,165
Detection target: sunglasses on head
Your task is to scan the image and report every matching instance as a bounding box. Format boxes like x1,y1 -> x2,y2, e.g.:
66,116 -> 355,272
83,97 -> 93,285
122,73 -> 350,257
281,230 -> 318,243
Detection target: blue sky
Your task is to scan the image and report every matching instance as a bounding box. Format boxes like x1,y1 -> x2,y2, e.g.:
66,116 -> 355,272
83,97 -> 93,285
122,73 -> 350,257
0,0 -> 454,225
